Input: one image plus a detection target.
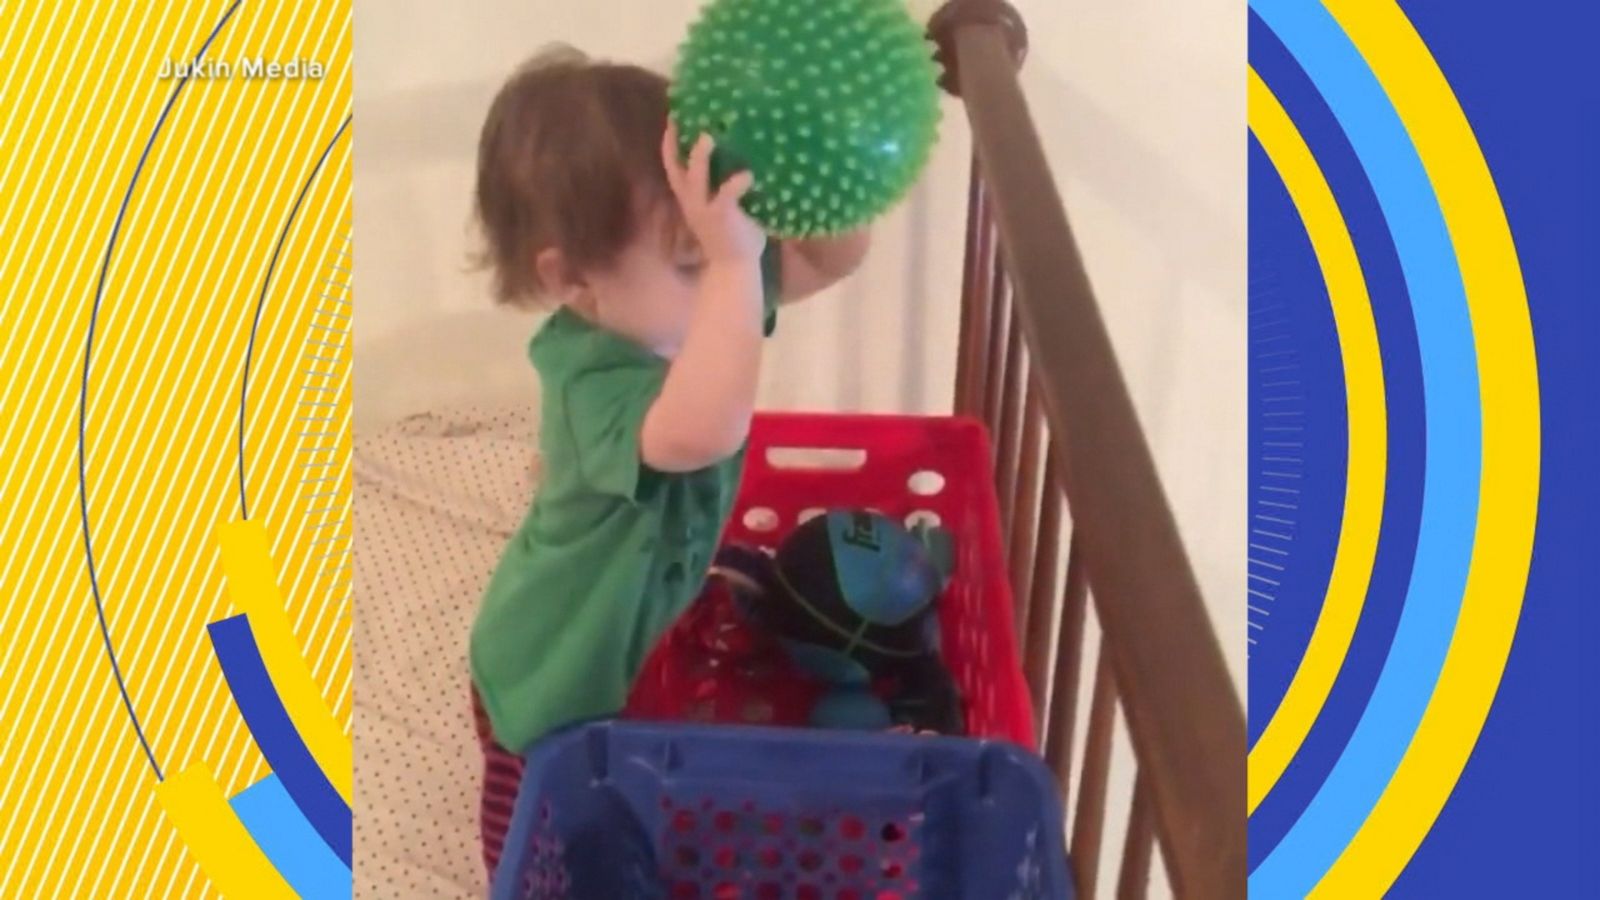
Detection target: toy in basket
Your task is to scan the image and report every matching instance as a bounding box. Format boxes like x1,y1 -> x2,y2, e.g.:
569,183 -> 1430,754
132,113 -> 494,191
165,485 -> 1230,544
625,413 -> 1036,749
490,721 -> 1075,900
716,510 -> 966,734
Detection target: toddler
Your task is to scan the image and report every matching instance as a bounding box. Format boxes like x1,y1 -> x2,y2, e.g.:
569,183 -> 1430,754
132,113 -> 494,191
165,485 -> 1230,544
467,47 -> 869,877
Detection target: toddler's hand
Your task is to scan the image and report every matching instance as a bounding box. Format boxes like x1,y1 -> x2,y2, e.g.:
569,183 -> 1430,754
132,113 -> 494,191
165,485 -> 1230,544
662,122 -> 766,266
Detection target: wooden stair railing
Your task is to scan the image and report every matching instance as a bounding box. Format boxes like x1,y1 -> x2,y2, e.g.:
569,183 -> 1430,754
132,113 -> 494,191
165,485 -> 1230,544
928,2 -> 1247,897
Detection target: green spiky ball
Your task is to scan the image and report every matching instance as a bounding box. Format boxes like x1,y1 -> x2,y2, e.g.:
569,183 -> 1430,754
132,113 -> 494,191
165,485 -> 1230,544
670,0 -> 943,237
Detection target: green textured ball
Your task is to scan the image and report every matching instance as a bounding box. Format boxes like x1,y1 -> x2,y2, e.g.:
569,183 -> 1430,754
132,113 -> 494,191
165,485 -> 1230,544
670,0 -> 944,237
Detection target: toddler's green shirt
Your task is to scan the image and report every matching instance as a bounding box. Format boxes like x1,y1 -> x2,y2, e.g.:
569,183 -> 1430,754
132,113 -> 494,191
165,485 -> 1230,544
470,248 -> 781,752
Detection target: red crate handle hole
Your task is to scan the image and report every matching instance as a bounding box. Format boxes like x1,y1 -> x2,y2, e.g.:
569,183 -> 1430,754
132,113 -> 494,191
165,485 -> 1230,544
762,446 -> 868,473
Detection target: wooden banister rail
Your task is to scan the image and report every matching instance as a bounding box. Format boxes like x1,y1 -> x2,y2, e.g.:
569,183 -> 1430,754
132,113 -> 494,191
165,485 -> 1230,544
929,2 -> 1246,896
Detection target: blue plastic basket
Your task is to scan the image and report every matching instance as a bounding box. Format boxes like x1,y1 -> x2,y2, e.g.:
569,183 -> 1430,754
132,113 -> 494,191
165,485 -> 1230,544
490,721 -> 1074,900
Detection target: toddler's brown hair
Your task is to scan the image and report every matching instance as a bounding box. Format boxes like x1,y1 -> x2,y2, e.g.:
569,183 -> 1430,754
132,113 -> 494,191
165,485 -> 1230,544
473,46 -> 674,307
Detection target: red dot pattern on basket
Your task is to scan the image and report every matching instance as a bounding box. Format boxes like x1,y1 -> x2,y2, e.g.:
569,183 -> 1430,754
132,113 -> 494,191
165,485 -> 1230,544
656,799 -> 921,898
623,576 -> 825,729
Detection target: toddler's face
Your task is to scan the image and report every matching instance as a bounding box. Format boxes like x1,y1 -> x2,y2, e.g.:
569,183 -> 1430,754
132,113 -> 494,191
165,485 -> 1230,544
583,204 -> 707,358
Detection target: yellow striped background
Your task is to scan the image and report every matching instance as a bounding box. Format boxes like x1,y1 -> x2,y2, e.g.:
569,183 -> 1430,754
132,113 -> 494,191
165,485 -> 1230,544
1,2 -> 352,896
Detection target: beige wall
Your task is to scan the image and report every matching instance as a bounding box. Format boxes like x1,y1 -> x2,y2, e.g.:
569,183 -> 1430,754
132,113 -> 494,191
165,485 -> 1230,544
353,2 -> 1243,894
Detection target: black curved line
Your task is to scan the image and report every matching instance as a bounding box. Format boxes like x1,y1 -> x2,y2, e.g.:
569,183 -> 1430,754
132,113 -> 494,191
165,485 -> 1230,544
237,113 -> 352,520
79,0 -> 244,783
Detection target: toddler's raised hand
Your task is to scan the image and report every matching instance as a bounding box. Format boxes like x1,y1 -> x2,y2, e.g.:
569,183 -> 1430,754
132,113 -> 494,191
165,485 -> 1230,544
662,121 -> 766,266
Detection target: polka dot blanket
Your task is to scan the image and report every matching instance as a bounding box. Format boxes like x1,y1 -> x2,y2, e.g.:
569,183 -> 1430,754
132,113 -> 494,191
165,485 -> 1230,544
353,401 -> 539,898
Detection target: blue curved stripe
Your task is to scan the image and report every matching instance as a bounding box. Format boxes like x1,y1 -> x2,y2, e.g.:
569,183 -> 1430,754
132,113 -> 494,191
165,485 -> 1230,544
1248,1 -> 1483,895
232,775 -> 352,898
209,615 -> 352,865
1245,11 -> 1426,868
1245,136 -> 1349,737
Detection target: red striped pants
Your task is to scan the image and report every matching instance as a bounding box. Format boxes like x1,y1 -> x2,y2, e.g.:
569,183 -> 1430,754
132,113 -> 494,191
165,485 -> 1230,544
471,689 -> 525,880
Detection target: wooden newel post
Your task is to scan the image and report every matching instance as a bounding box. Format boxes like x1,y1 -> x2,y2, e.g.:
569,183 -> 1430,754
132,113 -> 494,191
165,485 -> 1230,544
930,0 -> 1029,420
927,0 -> 1030,98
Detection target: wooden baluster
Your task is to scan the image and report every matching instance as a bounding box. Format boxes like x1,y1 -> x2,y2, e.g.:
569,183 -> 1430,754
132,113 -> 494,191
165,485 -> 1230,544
995,305 -> 1026,534
1044,534 -> 1089,799
954,156 -> 994,417
1070,636 -> 1117,900
1007,378 -> 1044,638
1022,445 -> 1063,720
982,260 -> 1011,450
1117,773 -> 1156,900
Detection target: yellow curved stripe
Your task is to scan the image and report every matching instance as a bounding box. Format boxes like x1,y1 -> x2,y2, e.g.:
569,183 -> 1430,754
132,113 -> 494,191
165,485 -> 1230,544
1246,70 -> 1387,814
1312,2 -> 1541,895
0,3 -> 350,893
155,766 -> 296,900
219,521 -> 353,803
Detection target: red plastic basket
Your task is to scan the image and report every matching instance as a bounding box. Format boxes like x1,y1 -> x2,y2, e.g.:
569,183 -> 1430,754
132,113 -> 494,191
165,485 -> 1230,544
624,412 -> 1037,750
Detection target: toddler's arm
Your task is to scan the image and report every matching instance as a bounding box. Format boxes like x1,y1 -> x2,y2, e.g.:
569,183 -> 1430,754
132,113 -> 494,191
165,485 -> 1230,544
640,126 -> 767,473
778,230 -> 872,303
